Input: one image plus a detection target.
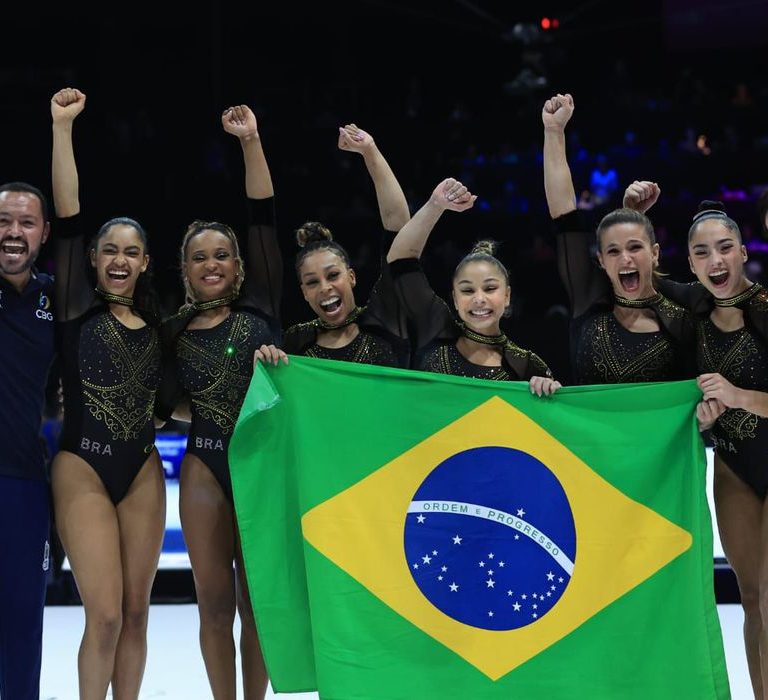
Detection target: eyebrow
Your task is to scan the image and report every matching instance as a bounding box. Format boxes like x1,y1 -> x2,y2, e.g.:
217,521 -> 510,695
457,277 -> 501,284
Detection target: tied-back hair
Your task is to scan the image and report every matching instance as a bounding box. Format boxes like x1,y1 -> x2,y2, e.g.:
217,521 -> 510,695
688,200 -> 742,242
596,208 -> 656,247
453,239 -> 511,286
0,181 -> 49,221
92,216 -> 160,324
294,221 -> 351,277
179,220 -> 244,305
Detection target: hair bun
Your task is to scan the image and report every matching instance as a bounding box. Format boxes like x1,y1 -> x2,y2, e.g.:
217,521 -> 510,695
470,239 -> 498,257
693,200 -> 728,223
296,221 -> 333,248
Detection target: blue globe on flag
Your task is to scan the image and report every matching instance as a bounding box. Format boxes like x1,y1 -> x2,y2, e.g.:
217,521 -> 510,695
404,446 -> 576,631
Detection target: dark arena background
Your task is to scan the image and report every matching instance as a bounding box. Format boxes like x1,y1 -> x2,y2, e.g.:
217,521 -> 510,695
4,0 -> 767,609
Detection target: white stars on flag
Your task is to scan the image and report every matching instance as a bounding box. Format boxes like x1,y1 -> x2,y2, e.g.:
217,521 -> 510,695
417,514 -> 425,524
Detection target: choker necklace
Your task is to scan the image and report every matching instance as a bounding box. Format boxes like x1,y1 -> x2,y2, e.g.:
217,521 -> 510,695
193,292 -> 239,312
714,283 -> 761,308
316,305 -> 364,330
459,322 -> 508,346
614,292 -> 662,309
96,288 -> 134,307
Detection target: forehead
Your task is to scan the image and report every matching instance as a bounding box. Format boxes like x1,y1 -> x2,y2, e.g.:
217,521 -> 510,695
300,248 -> 346,272
690,219 -> 737,243
187,229 -> 234,252
601,222 -> 650,244
455,260 -> 505,281
0,191 -> 44,219
98,223 -> 145,247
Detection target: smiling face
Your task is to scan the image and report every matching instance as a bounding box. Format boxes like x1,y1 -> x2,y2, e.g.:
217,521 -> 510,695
0,190 -> 49,285
299,248 -> 357,324
90,223 -> 148,297
452,260 -> 511,334
597,222 -> 659,299
183,229 -> 241,303
688,219 -> 748,298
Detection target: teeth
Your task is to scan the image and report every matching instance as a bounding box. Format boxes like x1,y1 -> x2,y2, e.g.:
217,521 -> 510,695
619,270 -> 638,276
710,271 -> 727,279
320,296 -> 340,308
108,270 -> 129,278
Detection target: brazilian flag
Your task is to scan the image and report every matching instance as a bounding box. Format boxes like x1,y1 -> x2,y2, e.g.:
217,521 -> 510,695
230,356 -> 729,699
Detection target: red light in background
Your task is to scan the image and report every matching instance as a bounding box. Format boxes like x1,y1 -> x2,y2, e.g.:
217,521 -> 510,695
541,17 -> 551,30
553,18 -> 560,28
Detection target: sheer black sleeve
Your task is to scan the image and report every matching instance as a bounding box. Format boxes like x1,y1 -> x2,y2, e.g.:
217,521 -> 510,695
54,214 -> 95,322
239,197 -> 282,322
655,277 -> 711,316
554,210 -> 612,318
362,260 -> 409,341
389,258 -> 456,350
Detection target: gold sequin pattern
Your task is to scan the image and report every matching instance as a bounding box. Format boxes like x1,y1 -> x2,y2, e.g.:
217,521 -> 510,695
80,314 -> 160,441
580,312 -> 676,384
423,344 -> 510,381
305,331 -> 397,366
178,313 -> 262,436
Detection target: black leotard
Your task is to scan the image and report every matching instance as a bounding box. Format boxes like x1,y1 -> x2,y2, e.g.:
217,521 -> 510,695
389,258 -> 552,381
55,214 -> 161,505
158,198 -> 279,501
554,210 -> 693,384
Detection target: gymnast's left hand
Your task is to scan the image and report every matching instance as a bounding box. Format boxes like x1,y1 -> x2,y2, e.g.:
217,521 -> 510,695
254,344 -> 289,367
697,373 -> 741,408
529,376 -> 562,397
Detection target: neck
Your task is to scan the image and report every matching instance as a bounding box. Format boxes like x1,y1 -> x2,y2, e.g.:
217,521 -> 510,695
459,321 -> 505,344
195,305 -> 231,323
457,335 -> 503,355
713,277 -> 754,307
317,323 -> 359,341
1,269 -> 31,293
193,291 -> 238,313
108,302 -> 135,320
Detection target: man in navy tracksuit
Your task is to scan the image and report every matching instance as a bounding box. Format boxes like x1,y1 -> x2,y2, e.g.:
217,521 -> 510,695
0,182 -> 54,700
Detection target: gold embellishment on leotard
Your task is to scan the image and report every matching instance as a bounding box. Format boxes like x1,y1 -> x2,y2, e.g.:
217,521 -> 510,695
614,293 -> 663,309
588,313 -> 674,383
95,287 -> 134,307
714,283 -> 762,308
193,292 -> 239,312
305,331 -> 394,366
178,313 -> 257,436
81,314 -> 159,441
425,344 -> 510,381
698,318 -> 763,442
315,305 -> 365,330
718,409 -> 759,441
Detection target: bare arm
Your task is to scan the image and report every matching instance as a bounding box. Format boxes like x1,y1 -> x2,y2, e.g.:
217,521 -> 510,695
542,93 -> 576,219
386,178 -> 476,262
338,125 -> 410,232
222,105 -> 273,199
51,88 -> 86,217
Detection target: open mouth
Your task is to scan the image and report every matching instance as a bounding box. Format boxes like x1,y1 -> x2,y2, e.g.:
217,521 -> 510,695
618,270 -> 640,293
0,240 -> 27,258
708,270 -> 729,289
469,309 -> 493,318
106,269 -> 130,285
202,273 -> 224,285
320,296 -> 342,315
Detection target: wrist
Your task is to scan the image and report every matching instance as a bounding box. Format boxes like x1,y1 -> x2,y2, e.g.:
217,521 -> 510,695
240,132 -> 261,144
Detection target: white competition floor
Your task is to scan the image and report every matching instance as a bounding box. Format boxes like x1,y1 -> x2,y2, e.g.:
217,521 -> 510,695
39,604 -> 750,699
